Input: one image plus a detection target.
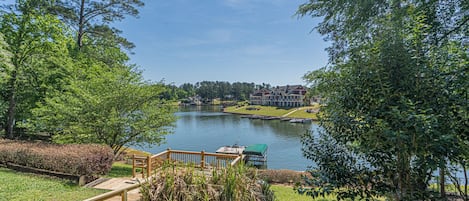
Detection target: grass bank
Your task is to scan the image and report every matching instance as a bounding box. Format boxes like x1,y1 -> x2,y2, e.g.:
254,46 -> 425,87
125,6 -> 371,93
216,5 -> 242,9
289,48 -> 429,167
223,104 -> 319,119
271,185 -> 336,201
0,161 -> 335,201
0,167 -> 107,201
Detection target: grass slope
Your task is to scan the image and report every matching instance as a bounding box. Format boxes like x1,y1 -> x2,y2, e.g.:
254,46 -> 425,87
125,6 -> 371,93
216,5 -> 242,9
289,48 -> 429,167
224,105 -> 295,116
105,162 -> 139,178
0,167 -> 106,201
224,105 -> 319,119
271,185 -> 336,201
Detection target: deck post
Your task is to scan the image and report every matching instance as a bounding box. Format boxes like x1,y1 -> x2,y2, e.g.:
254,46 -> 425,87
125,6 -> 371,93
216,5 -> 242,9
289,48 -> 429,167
166,148 -> 171,160
201,150 -> 205,168
121,189 -> 128,201
132,154 -> 136,178
146,155 -> 151,177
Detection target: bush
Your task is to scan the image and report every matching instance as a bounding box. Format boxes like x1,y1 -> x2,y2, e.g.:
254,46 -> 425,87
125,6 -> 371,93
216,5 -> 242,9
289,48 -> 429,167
0,139 -> 113,176
257,169 -> 308,185
141,162 -> 275,201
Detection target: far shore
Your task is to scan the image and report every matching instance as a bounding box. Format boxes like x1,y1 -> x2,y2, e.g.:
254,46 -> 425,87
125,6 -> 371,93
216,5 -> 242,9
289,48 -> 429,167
222,105 -> 319,120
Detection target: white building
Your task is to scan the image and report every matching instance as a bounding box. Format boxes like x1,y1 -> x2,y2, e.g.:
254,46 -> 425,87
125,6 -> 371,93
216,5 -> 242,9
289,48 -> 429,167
249,85 -> 308,107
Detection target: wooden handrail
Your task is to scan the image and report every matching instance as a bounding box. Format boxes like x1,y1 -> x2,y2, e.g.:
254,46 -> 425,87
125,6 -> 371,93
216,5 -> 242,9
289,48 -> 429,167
132,149 -> 243,178
83,182 -> 142,201
168,150 -> 239,158
92,149 -> 244,200
230,155 -> 243,166
151,150 -> 169,159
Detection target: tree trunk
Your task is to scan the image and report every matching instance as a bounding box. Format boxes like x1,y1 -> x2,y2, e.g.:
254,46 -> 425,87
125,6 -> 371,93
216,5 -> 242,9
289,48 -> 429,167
464,164 -> 468,201
440,164 -> 446,199
6,69 -> 17,139
77,0 -> 85,49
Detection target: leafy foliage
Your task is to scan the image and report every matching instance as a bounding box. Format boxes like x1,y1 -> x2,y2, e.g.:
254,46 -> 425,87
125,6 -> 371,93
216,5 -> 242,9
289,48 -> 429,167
51,0 -> 144,49
0,0 -> 175,159
297,0 -> 468,200
165,81 -> 260,102
0,33 -> 12,129
29,65 -> 176,155
257,169 -> 307,185
0,0 -> 72,139
0,139 -> 113,176
141,162 -> 275,201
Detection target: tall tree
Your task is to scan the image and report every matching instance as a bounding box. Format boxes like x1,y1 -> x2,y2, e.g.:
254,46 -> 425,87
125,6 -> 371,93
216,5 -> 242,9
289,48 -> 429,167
180,83 -> 196,97
0,0 -> 71,139
30,64 -> 176,156
0,33 -> 13,132
297,0 -> 468,200
53,0 -> 144,50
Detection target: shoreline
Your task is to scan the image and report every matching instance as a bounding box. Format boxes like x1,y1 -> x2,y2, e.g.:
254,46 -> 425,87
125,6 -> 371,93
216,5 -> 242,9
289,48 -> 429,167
222,105 -> 319,122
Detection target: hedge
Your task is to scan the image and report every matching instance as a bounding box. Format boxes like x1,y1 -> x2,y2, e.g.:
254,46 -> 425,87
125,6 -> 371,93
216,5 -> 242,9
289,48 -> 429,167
0,139 -> 113,177
258,169 -> 309,185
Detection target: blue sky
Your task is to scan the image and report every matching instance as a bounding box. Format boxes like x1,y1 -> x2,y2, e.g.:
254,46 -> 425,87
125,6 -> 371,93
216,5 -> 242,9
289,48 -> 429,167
115,0 -> 328,86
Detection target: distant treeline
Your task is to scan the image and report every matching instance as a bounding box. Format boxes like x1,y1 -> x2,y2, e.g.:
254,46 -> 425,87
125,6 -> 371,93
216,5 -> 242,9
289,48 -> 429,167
162,81 -> 272,101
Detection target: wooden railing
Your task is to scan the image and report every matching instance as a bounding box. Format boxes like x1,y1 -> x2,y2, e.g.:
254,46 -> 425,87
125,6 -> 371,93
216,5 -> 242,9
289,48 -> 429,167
85,149 -> 243,201
132,148 -> 243,178
83,182 -> 141,201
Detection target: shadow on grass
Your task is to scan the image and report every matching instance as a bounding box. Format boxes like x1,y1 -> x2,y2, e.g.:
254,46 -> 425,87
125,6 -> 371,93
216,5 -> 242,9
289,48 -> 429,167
106,162 -> 142,178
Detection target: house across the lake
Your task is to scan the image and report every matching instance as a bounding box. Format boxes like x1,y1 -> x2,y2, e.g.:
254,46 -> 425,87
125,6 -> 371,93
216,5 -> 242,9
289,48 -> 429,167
249,85 -> 307,107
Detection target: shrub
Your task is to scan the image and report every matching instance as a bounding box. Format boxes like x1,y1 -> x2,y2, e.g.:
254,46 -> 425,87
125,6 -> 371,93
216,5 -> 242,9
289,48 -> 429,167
140,162 -> 275,201
257,169 -> 308,185
0,139 -> 113,177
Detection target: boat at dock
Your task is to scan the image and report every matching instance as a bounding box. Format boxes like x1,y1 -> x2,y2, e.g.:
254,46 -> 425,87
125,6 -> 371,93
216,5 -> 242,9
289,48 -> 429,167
216,144 -> 245,155
216,144 -> 268,169
243,144 -> 268,169
289,118 -> 312,123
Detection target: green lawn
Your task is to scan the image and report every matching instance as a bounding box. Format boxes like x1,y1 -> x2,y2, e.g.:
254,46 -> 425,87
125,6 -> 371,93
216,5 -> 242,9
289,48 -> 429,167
224,105 -> 296,117
285,106 -> 319,119
0,167 -> 107,201
224,105 -> 319,119
106,161 -> 135,178
271,185 -> 336,201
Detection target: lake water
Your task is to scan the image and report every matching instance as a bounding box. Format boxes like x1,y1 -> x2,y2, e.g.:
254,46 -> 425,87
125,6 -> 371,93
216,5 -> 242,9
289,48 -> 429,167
140,106 -> 317,171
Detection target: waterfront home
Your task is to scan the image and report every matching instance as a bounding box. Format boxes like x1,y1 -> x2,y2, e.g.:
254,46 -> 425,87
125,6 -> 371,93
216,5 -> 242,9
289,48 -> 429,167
249,85 -> 307,107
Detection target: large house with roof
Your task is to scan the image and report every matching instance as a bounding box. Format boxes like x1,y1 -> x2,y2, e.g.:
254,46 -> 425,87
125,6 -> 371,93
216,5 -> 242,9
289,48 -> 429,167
249,85 -> 308,107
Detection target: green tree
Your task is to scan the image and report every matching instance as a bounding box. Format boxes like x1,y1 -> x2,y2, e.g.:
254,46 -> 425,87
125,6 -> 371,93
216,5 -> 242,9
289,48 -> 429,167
297,0 -> 468,200
53,0 -> 144,50
180,83 -> 196,97
30,64 -> 176,156
196,81 -> 217,100
231,82 -> 255,101
0,33 -> 13,134
0,0 -> 72,139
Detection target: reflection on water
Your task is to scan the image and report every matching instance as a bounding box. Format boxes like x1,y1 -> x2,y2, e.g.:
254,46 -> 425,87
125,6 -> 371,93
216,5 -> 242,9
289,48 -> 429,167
140,106 -> 316,170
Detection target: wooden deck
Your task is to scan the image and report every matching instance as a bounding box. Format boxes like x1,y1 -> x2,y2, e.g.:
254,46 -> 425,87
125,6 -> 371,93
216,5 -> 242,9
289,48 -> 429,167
87,177 -> 144,201
84,149 -> 243,201
131,148 -> 243,178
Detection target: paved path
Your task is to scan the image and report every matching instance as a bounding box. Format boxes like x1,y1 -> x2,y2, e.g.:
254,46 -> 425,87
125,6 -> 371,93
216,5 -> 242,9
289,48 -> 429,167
282,108 -> 302,117
91,177 -> 143,201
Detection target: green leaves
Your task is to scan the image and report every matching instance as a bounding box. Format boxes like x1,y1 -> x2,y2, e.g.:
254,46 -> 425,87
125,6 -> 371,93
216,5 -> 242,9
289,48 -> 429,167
0,0 -> 175,159
298,0 -> 468,200
31,64 -> 176,155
